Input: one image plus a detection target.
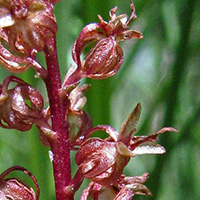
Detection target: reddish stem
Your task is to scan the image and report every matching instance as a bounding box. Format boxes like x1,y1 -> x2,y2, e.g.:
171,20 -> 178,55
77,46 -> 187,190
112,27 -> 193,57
44,36 -> 72,200
64,169 -> 84,198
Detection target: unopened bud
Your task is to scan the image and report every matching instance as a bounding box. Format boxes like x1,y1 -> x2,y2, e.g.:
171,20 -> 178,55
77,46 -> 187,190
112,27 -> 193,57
82,37 -> 123,79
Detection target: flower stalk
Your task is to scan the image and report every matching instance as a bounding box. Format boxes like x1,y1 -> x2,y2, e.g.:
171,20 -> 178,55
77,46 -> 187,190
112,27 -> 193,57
44,36 -> 72,200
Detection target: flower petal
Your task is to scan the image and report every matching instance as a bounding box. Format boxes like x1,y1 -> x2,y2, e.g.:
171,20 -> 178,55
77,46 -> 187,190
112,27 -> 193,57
80,182 -> 93,200
0,43 -> 29,73
123,173 -> 149,185
69,84 -> 90,111
82,37 -> 123,79
128,183 -> 152,196
0,166 -> 40,200
114,186 -> 134,200
119,103 -> 141,142
130,127 -> 177,150
72,23 -> 103,68
132,142 -> 166,155
0,76 -> 44,131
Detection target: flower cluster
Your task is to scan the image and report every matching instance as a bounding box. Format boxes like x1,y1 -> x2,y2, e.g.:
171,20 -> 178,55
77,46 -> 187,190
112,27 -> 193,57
64,87 -> 176,199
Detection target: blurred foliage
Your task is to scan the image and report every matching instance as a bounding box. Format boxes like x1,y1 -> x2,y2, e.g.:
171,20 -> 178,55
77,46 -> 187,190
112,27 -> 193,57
0,0 -> 200,199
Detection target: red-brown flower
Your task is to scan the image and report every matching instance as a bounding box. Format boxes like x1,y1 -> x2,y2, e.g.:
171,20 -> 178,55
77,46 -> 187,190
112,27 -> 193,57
75,103 -> 177,199
64,1 -> 143,86
0,0 -> 57,55
0,76 -> 44,131
80,174 -> 151,200
0,0 -> 57,73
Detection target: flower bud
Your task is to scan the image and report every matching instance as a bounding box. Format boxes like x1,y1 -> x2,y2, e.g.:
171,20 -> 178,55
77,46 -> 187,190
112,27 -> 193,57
0,166 -> 40,200
0,76 -> 44,131
81,37 -> 123,79
75,138 -> 129,185
0,179 -> 36,200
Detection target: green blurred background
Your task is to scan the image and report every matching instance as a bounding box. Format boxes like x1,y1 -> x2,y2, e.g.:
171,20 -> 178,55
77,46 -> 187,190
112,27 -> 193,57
0,0 -> 200,199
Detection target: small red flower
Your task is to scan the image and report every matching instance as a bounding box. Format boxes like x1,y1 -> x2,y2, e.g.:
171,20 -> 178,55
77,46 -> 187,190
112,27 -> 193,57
0,76 -> 44,131
75,103 -> 177,199
76,137 -> 130,186
65,1 -> 143,86
80,174 -> 151,200
0,0 -> 57,56
0,0 -> 57,73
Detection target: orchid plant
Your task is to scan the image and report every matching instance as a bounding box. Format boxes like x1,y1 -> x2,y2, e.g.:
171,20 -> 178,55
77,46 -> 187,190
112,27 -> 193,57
0,0 -> 176,199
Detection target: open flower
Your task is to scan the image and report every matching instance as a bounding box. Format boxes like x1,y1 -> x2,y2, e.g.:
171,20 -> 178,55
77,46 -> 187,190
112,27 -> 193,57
65,1 -> 143,86
0,0 -> 57,73
76,103 -> 177,199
